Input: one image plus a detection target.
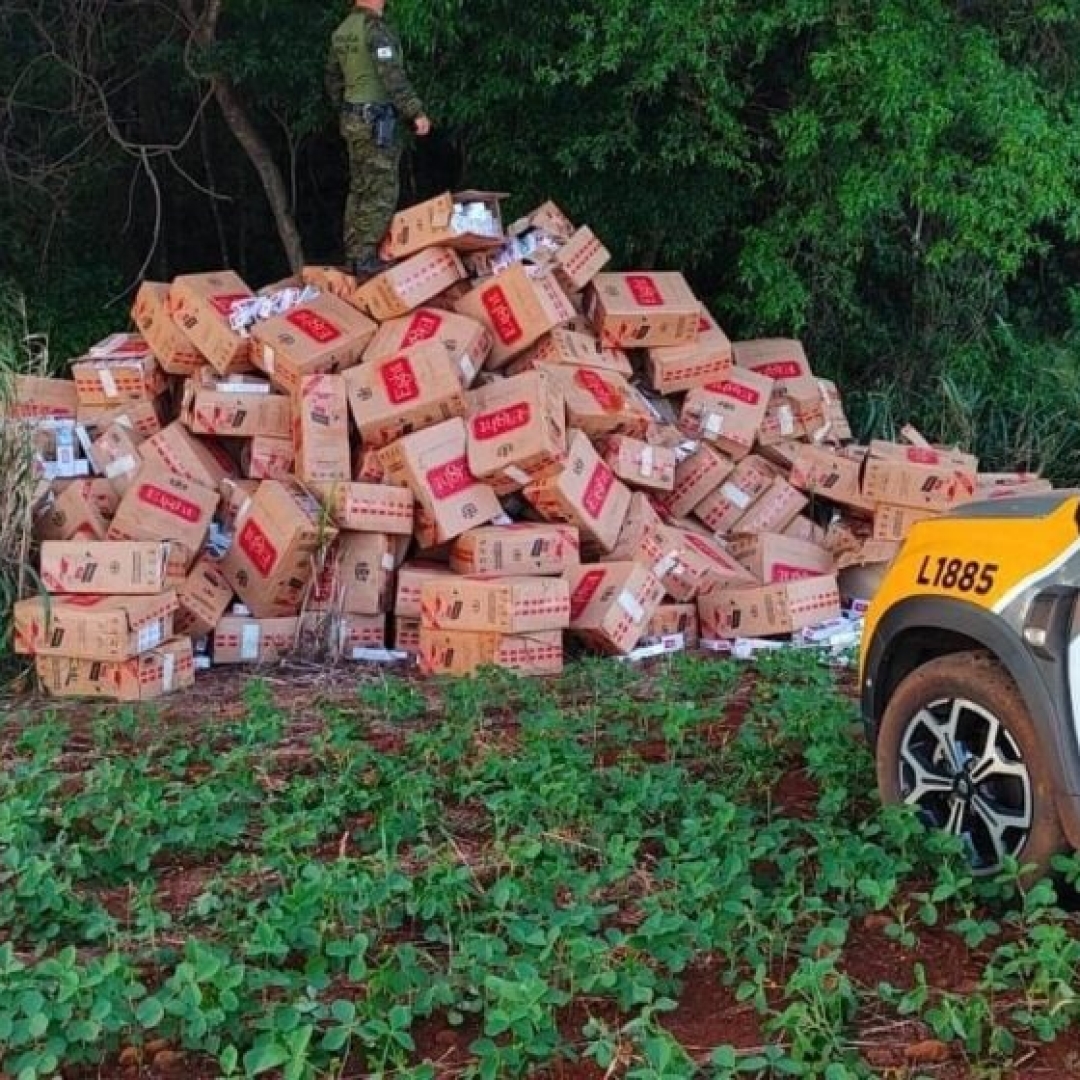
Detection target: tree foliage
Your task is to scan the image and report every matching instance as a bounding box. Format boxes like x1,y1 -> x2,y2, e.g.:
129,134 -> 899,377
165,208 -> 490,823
3,0 -> 1080,472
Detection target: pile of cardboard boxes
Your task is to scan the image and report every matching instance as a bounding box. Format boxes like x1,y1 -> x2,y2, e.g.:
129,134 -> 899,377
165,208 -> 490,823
8,192 -> 1051,699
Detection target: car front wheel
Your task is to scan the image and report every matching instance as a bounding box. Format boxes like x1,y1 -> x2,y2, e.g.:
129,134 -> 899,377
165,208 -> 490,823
876,650 -> 1065,878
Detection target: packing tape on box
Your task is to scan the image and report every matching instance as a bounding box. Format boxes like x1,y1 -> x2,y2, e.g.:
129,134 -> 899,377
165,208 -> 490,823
459,354 -> 477,383
720,483 -> 752,510
162,651 -> 176,691
640,447 -> 654,478
704,413 -> 723,437
261,345 -> 276,373
381,553 -> 396,571
241,623 -> 262,660
105,455 -> 136,479
617,588 -> 645,624
504,466 -> 531,486
98,367 -> 119,399
778,406 -> 795,436
137,621 -> 165,653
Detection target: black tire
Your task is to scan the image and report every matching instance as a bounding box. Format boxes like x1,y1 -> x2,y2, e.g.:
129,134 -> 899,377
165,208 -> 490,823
876,650 -> 1066,878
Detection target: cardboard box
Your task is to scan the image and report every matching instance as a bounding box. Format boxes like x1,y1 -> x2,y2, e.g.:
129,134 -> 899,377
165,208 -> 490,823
644,604 -> 699,648
362,306 -> 493,387
353,247 -> 467,322
213,616 -> 299,664
733,339 -> 821,420
655,443 -> 735,519
14,591 -> 177,661
170,271 -> 255,375
758,397 -> 807,446
220,480 -> 337,618
378,418 -> 502,546
731,477 -> 808,536
789,445 -> 875,512
344,341 -> 467,449
606,493 -> 664,561
640,525 -> 755,601
509,327 -> 633,378
77,400 -> 162,439
132,281 -> 205,376
355,447 -> 387,483
71,355 -> 168,407
33,480 -> 111,543
873,504 -> 936,543
395,562 -> 458,618
861,442 -> 978,511
250,292 -> 376,394
814,378 -> 852,442
546,365 -> 653,439
449,524 -> 580,577
697,575 -> 842,640
549,226 -> 611,293
523,430 -> 632,554
300,265 -> 360,303
51,477 -> 120,517
645,309 -> 734,394
12,376 -> 79,420
727,532 -> 835,584
585,272 -> 701,348
680,369 -> 774,459
421,576 -> 571,633
219,477 -> 259,532
566,561 -> 666,655
180,375 -> 292,439
454,264 -> 576,368
509,200 -> 576,241
393,615 -> 422,654
36,637 -> 194,701
308,533 -> 398,616
39,540 -> 188,594
175,556 -> 234,638
88,421 -> 144,493
600,436 -> 676,493
418,627 -> 564,677
783,514 -> 829,546
243,436 -> 296,480
139,421 -> 235,492
693,455 -> 777,536
108,465 -> 218,551
293,374 -> 350,482
380,190 -> 507,260
314,482 -> 414,534
466,370 -> 567,493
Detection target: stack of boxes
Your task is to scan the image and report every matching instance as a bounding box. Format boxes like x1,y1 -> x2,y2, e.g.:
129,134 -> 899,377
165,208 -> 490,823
7,188 -> 1050,697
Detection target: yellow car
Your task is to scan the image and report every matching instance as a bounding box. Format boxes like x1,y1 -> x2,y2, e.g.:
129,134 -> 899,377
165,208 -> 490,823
860,492 -> 1080,876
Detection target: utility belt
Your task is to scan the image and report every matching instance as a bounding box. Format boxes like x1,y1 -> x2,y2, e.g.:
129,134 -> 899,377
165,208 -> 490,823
341,101 -> 397,149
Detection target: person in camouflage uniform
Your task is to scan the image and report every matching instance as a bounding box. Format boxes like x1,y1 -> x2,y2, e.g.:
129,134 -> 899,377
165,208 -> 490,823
326,0 -> 432,278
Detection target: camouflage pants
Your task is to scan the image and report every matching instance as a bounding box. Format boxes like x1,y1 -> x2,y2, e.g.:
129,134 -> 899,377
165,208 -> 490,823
340,113 -> 401,261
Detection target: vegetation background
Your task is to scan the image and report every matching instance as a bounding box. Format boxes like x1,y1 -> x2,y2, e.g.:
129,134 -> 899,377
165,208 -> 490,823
3,0 -> 1080,478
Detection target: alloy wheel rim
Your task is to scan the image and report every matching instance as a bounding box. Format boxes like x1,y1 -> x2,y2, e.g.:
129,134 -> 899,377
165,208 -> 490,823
897,696 -> 1033,875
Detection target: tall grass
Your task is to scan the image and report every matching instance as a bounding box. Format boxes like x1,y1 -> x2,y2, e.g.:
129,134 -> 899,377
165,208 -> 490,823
0,284 -> 50,672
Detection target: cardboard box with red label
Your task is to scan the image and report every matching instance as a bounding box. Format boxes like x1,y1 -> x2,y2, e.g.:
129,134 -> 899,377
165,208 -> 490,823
454,263 -> 576,368
393,615 -> 422,654
395,562 -> 458,619
466,369 -> 567,494
697,574 -> 842,640
170,271 -> 255,375
789,444 -> 875,512
730,476 -> 808,536
307,532 -> 399,616
639,525 -> 755,601
88,422 -> 145,494
33,480 -> 111,543
733,339 -> 820,421
643,603 -> 700,648
378,418 -> 502,545
546,365 -> 653,439
242,436 -> 296,480
653,443 -> 734,519
13,375 -> 79,420
420,576 -> 571,634
36,637 -> 195,701
77,401 -> 162,439
362,306 -> 493,387
645,309 -> 734,394
108,464 -> 218,551
354,247 -> 467,322
314,482 -> 414,535
139,421 -> 235,493
547,226 -> 611,294
585,272 -> 701,349
727,532 -> 835,584
250,293 -> 376,395
692,455 -> 778,536
220,479 -> 338,618
132,281 -> 205,376
449,524 -> 580,577
523,430 -> 632,555
71,354 -> 168,407
861,442 -> 978,511
345,341 -> 467,450
418,627 -> 564,677
680,368 -> 774,459
15,591 -> 177,661
566,561 -> 666,655
39,539 -> 189,595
